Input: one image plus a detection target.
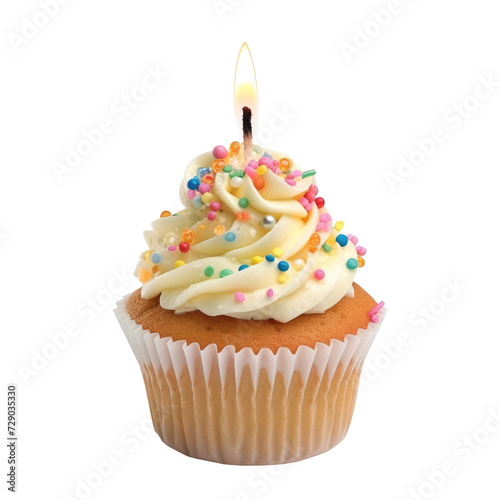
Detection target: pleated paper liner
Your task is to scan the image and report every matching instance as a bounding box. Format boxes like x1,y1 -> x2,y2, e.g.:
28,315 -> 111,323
115,295 -> 385,465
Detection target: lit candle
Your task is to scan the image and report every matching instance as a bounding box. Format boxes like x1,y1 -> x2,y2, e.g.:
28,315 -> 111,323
234,43 -> 258,163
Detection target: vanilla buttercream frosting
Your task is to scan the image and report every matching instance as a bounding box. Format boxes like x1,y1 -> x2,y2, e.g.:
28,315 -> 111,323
134,144 -> 363,322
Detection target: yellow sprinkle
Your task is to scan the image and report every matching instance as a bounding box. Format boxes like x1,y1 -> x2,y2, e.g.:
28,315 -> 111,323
334,220 -> 344,231
272,247 -> 284,257
277,273 -> 290,283
200,225 -> 205,230
174,260 -> 185,268
142,250 -> 154,263
201,193 -> 213,204
293,259 -> 305,270
256,165 -> 267,175
137,268 -> 152,284
215,225 -> 225,235
251,256 -> 264,265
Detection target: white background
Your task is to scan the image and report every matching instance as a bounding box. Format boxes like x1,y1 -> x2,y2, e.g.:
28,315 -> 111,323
1,0 -> 500,499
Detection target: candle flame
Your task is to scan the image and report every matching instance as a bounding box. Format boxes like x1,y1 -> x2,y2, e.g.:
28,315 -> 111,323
234,43 -> 258,131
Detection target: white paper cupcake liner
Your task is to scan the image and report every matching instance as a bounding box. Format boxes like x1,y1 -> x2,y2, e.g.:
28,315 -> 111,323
115,295 -> 385,465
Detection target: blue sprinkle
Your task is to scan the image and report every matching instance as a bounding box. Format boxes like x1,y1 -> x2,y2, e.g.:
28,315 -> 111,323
224,232 -> 236,242
263,152 -> 273,159
265,254 -> 275,262
192,196 -> 204,209
336,234 -> 348,247
196,167 -> 211,178
346,258 -> 359,270
238,264 -> 249,271
277,261 -> 289,272
187,177 -> 200,190
151,253 -> 162,264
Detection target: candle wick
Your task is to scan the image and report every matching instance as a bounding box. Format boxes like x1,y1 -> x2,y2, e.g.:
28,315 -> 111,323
242,106 -> 253,162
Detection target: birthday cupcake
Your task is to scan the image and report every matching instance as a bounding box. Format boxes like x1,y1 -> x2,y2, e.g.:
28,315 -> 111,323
115,140 -> 385,465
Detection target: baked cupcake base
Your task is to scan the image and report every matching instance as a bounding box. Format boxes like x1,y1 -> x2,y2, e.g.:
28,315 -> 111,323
115,285 -> 384,465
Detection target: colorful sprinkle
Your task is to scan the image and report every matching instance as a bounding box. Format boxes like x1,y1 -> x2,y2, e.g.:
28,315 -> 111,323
272,247 -> 283,257
212,145 -> 228,159
224,232 -> 236,242
371,314 -> 379,324
245,166 -> 257,178
309,233 -> 321,246
334,220 -> 344,231
253,177 -> 265,190
231,176 -> 244,188
322,243 -> 333,253
256,165 -> 267,175
193,196 -> 204,209
285,179 -> 296,186
368,301 -> 385,317
187,177 -> 200,190
251,256 -> 264,265
277,261 -> 289,272
223,165 -> 233,173
160,210 -> 171,218
214,225 -> 225,235
347,234 -> 358,245
207,211 -> 217,221
201,192 -> 213,204
314,269 -> 325,280
229,141 -> 240,155
346,258 -> 358,270
238,197 -> 249,208
279,157 -> 292,171
235,291 -> 245,302
238,264 -> 249,271
211,160 -> 225,173
302,169 -> 316,178
261,215 -> 276,229
179,242 -> 190,253
187,189 -> 196,200
356,246 -> 367,256
168,245 -> 177,251
220,268 -> 233,278
137,268 -> 152,284
198,183 -> 211,195
200,225 -> 205,230
235,211 -> 250,221
336,234 -> 348,247
315,198 -> 325,209
229,169 -> 245,178
265,254 -> 275,262
209,201 -> 221,211
293,259 -> 305,270
151,253 -> 162,264
204,266 -> 214,277
277,273 -> 290,283
174,260 -> 185,268
181,229 -> 194,243
142,250 -> 153,262
266,288 -> 274,298
358,256 -> 365,268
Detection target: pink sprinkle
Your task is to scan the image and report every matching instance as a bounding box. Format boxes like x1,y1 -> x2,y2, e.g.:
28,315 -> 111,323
292,170 -> 302,178
245,166 -> 257,178
356,246 -> 366,256
187,189 -> 196,200
285,179 -> 297,186
314,269 -> 325,280
371,314 -> 379,324
198,183 -> 211,195
235,291 -> 245,302
319,213 -> 332,222
368,301 -> 385,318
309,184 -> 319,195
266,288 -> 274,298
258,157 -> 273,167
348,234 -> 358,245
305,203 -> 312,211
316,222 -> 326,231
304,191 -> 316,202
207,211 -> 217,221
168,245 -> 177,251
212,145 -> 228,159
209,201 -> 220,211
247,160 -> 258,169
271,166 -> 281,175
299,197 -> 308,207
273,159 -> 279,166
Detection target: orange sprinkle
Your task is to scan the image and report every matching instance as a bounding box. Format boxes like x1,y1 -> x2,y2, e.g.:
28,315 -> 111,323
215,225 -> 225,235
137,268 -> 152,284
181,229 -> 194,243
152,265 -> 159,274
253,177 -> 265,190
309,245 -> 318,253
358,256 -> 365,268
309,233 -> 321,246
211,160 -> 225,173
279,157 -> 292,171
229,141 -> 240,155
202,173 -> 215,184
160,210 -> 171,218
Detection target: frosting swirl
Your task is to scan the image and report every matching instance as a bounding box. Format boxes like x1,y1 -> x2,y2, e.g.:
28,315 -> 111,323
135,145 -> 360,322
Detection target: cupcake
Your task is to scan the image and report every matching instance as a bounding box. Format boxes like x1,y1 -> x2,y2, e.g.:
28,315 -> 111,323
115,142 -> 385,465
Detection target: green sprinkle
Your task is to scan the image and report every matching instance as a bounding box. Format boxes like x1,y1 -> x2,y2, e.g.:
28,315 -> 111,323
252,145 -> 263,154
322,243 -> 333,253
233,169 -> 245,177
204,266 -> 214,277
302,169 -> 316,178
346,258 -> 359,270
220,269 -> 234,278
238,197 -> 249,208
223,165 -> 233,173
